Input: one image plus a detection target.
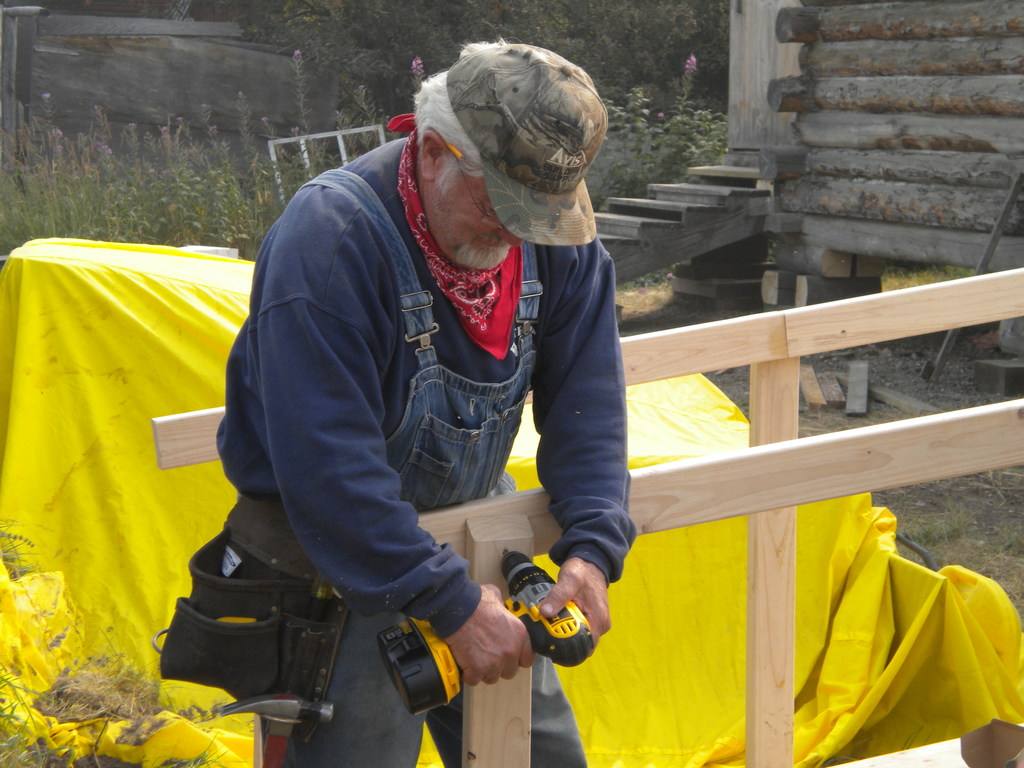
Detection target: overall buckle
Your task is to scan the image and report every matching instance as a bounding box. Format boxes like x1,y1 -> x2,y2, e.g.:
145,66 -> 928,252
405,323 -> 440,354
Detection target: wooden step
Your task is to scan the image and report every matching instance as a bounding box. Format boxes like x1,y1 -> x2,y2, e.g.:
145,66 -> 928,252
604,197 -> 721,223
688,164 -> 762,180
594,212 -> 684,239
687,164 -> 762,188
598,234 -> 642,250
647,182 -> 770,208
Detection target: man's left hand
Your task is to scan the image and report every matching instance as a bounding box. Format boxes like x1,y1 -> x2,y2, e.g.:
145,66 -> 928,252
537,557 -> 610,648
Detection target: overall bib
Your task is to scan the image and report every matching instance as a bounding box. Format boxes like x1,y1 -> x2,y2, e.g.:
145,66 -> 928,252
285,170 -> 587,767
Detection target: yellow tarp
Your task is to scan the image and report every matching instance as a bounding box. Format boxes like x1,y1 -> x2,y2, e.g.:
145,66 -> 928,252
0,238 -> 1022,767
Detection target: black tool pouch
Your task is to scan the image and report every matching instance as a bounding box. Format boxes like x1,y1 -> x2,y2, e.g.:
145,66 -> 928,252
158,499 -> 347,742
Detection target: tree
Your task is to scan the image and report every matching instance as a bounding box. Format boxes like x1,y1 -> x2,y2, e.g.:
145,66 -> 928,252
230,0 -> 729,120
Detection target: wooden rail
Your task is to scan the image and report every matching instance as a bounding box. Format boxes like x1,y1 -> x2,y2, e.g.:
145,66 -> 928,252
153,267 -> 1024,767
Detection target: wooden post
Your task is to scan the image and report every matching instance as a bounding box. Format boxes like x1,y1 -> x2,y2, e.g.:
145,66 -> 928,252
0,6 -> 46,141
745,357 -> 800,767
463,515 -> 536,768
1,8 -> 16,139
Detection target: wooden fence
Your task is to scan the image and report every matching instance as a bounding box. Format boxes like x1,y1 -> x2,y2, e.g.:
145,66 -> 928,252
153,267 -> 1024,767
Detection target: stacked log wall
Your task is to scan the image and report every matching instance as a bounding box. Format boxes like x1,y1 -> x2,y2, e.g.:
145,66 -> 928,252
765,0 -> 1024,275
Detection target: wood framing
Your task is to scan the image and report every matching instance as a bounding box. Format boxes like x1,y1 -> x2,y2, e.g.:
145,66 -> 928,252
152,267 -> 1024,767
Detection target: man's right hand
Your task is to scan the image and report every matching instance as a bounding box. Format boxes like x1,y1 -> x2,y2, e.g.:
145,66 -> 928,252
443,584 -> 534,685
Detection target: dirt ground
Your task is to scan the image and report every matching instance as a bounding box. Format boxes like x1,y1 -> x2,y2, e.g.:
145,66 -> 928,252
617,288 -> 1024,617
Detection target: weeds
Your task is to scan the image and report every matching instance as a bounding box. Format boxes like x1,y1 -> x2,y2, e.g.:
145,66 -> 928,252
0,673 -> 70,768
34,658 -> 162,724
0,104 -> 282,260
0,524 -> 36,581
593,86 -> 728,207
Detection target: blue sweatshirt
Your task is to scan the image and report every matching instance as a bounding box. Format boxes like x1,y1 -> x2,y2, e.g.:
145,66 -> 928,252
217,139 -> 635,637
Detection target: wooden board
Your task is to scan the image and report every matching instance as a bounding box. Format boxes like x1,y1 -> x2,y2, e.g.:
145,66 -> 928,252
845,360 -> 870,416
415,398 -> 1024,556
833,370 -> 939,416
39,15 -> 242,37
817,370 -> 846,407
152,268 -> 1024,468
31,34 -> 338,136
774,236 -> 887,278
463,516 -> 535,768
795,274 -> 882,306
745,357 -> 800,768
800,363 -> 828,409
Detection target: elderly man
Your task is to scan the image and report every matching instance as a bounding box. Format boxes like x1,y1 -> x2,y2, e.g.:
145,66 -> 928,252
217,41 -> 635,767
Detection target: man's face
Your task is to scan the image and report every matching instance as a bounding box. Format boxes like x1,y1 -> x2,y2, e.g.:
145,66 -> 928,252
428,156 -> 524,270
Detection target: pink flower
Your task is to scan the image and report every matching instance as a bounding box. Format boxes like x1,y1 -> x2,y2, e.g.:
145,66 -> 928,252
411,57 -> 424,77
684,54 -> 698,78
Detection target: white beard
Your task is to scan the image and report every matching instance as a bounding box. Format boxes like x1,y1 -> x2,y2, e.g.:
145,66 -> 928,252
433,158 -> 511,270
452,241 -> 511,270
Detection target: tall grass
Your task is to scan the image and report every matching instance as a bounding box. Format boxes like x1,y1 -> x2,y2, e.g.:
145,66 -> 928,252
0,99 -> 290,260
1,77 -> 731,261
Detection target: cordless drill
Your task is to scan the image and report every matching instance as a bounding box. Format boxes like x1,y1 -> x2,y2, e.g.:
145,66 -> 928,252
377,550 -> 594,714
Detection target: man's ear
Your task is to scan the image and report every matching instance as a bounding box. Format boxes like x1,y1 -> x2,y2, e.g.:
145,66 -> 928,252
418,130 -> 449,184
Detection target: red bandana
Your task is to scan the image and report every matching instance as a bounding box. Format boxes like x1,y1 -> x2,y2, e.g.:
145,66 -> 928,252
388,114 -> 521,360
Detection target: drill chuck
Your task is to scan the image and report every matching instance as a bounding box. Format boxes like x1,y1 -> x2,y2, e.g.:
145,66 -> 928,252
501,551 -> 594,667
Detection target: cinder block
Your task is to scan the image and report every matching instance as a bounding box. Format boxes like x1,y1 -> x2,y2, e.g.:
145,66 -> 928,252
974,359 -> 1024,395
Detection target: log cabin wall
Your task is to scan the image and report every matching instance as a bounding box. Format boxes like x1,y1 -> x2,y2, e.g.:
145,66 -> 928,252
764,0 -> 1024,282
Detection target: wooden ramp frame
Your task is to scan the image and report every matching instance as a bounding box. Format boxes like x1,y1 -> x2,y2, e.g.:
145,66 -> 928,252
154,268 -> 1024,767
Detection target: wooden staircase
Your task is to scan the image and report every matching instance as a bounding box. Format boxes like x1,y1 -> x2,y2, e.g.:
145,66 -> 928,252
596,166 -> 773,310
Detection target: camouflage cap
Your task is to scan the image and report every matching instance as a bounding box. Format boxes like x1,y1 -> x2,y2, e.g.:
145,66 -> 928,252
446,44 -> 607,246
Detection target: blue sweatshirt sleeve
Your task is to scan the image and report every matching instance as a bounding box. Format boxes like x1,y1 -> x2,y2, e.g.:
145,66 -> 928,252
220,184 -> 480,637
531,241 -> 636,582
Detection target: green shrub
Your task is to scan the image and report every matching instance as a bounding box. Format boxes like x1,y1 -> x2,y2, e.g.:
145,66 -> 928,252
591,86 -> 728,207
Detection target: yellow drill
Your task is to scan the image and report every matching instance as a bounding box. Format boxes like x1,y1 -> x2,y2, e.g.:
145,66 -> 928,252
378,550 -> 594,714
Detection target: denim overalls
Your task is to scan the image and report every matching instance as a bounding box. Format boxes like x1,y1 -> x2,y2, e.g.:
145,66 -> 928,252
312,168 -> 540,509
284,169 -> 587,768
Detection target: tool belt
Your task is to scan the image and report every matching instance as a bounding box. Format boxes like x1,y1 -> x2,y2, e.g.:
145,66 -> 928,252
157,496 -> 347,741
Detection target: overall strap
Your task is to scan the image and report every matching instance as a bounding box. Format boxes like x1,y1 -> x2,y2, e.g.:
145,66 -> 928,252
304,169 -> 439,363
515,243 -> 543,352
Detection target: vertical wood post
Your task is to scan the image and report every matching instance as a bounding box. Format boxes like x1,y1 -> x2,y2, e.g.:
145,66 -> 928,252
463,514 -> 536,768
0,8 -> 16,139
745,356 -> 800,766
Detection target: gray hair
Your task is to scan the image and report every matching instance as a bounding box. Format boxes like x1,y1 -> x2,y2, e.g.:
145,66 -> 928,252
413,42 -> 506,176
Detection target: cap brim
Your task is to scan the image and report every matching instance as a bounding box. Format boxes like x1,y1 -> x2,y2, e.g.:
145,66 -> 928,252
480,158 -> 597,247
